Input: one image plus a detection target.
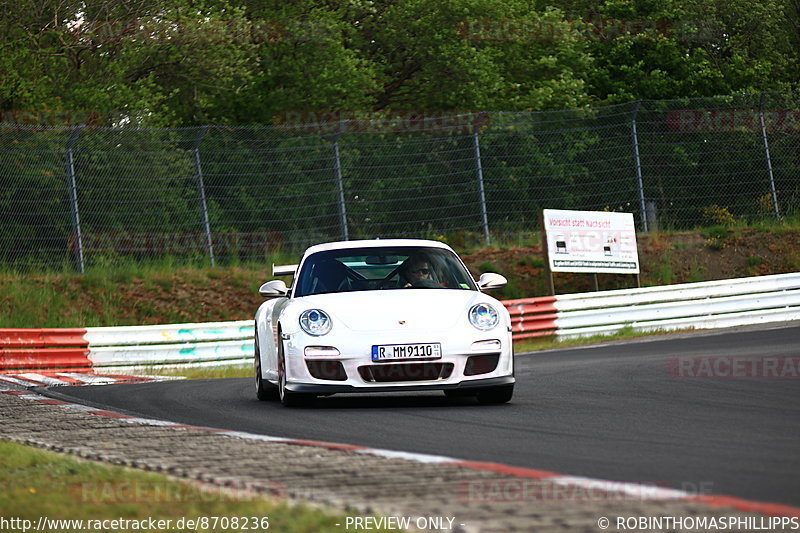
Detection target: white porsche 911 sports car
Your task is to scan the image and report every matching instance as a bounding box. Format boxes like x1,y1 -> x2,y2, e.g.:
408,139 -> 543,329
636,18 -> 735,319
254,239 -> 514,406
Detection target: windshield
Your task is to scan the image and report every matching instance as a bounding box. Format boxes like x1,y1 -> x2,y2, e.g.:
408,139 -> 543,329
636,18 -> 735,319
293,246 -> 477,297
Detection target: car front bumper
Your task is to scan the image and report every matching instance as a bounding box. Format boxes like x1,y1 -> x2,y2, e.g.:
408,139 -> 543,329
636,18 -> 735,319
281,327 -> 515,394
286,375 -> 515,394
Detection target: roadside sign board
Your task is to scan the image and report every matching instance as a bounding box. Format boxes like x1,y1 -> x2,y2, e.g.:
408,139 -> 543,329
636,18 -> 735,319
543,209 -> 640,274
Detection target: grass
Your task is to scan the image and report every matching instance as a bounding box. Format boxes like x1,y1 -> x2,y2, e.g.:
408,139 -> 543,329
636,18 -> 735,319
436,218 -> 798,252
2,219 -> 799,329
745,213 -> 800,233
476,261 -> 499,273
141,364 -> 253,380
651,252 -> 675,285
787,248 -> 800,271
513,325 -> 691,354
686,261 -> 707,283
0,440 -> 388,533
0,262 -> 273,328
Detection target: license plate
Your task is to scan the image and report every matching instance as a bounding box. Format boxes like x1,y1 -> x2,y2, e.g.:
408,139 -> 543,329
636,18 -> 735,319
371,343 -> 442,362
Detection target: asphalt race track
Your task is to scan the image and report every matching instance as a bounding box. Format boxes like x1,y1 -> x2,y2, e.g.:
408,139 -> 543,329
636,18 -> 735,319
49,323 -> 800,507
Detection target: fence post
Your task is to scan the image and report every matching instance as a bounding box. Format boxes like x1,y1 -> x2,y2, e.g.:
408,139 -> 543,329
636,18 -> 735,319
473,126 -> 491,246
192,125 -> 215,266
630,101 -> 648,232
65,125 -> 85,273
333,120 -> 349,241
758,92 -> 781,221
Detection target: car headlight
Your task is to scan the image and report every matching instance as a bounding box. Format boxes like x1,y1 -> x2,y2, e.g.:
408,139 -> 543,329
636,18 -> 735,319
299,309 -> 332,336
469,303 -> 499,331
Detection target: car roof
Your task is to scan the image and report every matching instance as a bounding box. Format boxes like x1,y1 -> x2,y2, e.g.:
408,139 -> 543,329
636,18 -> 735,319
303,239 -> 454,256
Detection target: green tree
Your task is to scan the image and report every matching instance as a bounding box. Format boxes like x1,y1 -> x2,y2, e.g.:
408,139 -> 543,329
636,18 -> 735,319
550,0 -> 799,102
0,0 -> 259,126
340,0 -> 594,111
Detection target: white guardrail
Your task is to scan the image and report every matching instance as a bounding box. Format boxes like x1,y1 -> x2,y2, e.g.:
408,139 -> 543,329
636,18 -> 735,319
87,272 -> 800,366
551,272 -> 800,338
85,321 -> 253,368
4,273 -> 797,370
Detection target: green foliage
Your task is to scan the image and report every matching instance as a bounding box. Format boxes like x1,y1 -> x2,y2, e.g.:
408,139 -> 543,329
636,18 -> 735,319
144,364 -> 251,379
551,0 -> 799,102
687,261 -> 707,282
1,1 -> 799,270
3,0 -> 796,124
518,256 -> 545,268
652,253 -> 674,284
701,205 -> 736,226
477,261 -> 499,273
746,255 -> 764,267
699,225 -> 736,250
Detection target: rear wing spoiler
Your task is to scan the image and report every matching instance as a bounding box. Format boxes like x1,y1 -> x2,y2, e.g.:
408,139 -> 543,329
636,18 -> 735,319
272,264 -> 298,277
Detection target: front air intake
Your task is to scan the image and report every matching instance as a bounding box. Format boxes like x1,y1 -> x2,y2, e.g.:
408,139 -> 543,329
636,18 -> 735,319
306,360 -> 347,381
358,363 -> 454,383
464,354 -> 500,376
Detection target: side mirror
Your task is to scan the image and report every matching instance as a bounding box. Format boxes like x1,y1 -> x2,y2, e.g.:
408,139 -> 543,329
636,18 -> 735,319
477,272 -> 507,291
259,279 -> 289,298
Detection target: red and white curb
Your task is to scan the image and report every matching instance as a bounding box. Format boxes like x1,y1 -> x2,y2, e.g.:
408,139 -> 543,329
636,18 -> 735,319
0,371 -> 182,388
1,385 -> 799,519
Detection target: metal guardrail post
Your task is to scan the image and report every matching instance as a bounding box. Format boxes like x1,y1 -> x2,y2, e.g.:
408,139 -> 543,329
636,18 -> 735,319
473,128 -> 491,246
192,125 -> 215,266
630,101 -> 648,232
758,92 -> 781,221
65,125 -> 85,273
333,120 -> 349,241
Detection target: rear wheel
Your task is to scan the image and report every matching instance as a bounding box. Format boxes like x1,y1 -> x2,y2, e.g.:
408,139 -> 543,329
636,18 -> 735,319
254,333 -> 277,401
476,384 -> 514,405
277,331 -> 315,407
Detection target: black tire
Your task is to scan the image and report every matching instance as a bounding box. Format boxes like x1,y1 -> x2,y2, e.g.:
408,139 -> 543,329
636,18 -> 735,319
476,384 -> 514,405
277,331 -> 315,407
254,332 -> 278,401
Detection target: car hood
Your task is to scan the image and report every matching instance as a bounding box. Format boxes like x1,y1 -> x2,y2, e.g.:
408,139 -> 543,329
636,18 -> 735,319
293,289 -> 499,332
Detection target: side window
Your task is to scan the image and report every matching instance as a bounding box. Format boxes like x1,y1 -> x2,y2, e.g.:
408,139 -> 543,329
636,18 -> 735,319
296,257 -> 325,296
312,259 -> 348,293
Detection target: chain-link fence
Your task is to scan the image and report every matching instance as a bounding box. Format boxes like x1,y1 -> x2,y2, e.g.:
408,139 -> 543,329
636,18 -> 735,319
1,91 -> 799,271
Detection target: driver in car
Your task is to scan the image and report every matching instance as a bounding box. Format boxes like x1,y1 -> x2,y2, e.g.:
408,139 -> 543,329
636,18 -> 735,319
400,254 -> 433,288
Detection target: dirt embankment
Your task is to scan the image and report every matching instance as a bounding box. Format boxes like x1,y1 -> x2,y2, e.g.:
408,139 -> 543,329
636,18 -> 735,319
458,228 -> 800,300
2,228 -> 798,327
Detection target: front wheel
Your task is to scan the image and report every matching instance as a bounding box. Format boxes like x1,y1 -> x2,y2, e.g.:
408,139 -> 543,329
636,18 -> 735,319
277,333 -> 315,407
476,384 -> 514,405
254,333 -> 277,401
